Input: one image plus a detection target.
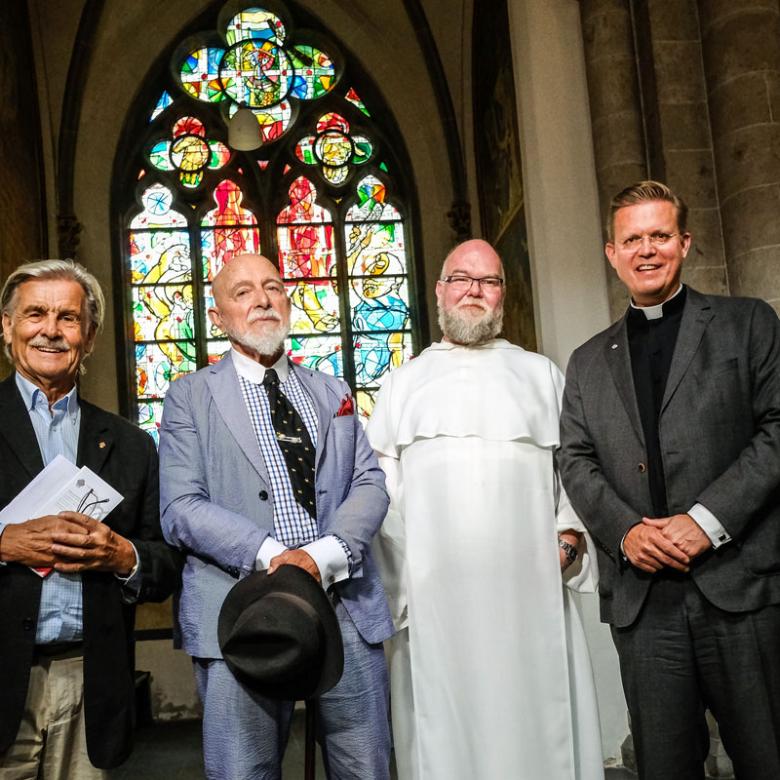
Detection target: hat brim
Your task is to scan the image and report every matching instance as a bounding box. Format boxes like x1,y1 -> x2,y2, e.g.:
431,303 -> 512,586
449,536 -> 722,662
218,565 -> 344,700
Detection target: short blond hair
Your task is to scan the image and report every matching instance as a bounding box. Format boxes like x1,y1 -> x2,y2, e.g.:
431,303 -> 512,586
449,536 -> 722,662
607,180 -> 688,242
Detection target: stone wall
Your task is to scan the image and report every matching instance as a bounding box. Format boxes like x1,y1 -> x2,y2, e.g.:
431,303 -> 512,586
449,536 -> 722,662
581,0 -> 780,320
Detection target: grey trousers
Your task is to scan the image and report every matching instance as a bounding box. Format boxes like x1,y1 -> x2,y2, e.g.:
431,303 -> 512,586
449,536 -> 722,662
194,601 -> 391,780
612,576 -> 780,780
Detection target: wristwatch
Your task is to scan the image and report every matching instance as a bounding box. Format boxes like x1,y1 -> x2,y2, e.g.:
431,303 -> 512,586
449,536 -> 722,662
558,538 -> 578,566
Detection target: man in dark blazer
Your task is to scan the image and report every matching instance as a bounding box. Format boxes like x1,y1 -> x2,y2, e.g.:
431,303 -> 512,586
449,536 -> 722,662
0,259 -> 181,776
559,181 -> 780,780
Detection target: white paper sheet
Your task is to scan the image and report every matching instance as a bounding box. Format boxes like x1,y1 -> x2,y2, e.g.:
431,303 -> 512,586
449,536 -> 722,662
0,455 -> 124,576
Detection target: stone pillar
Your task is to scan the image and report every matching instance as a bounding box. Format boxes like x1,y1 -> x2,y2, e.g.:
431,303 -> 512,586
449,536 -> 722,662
699,1 -> 780,312
579,0 -> 647,317
644,0 -> 728,297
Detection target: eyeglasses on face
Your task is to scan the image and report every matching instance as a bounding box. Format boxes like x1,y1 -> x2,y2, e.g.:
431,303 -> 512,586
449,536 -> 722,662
618,231 -> 683,251
440,275 -> 505,290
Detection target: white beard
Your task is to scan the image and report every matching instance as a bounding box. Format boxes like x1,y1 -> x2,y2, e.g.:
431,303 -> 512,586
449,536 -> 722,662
225,314 -> 290,358
438,299 -> 503,346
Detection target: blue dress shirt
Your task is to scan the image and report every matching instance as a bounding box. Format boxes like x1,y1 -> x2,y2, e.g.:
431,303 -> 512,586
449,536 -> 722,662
15,373 -> 84,643
3,374 -> 140,644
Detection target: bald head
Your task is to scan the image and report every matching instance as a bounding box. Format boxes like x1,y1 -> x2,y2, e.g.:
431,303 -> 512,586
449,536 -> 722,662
212,254 -> 282,305
208,253 -> 291,364
440,239 -> 504,281
435,240 -> 505,346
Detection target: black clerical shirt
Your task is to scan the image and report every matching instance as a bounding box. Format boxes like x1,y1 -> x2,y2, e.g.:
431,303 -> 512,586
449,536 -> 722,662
626,285 -> 687,517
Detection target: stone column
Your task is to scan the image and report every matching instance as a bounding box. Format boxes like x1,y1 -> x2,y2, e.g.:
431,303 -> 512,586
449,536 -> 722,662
579,0 -> 647,317
699,1 -> 780,312
644,0 -> 728,297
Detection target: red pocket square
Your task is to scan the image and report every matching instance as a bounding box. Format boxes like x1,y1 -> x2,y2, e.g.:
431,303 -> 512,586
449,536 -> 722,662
335,394 -> 354,417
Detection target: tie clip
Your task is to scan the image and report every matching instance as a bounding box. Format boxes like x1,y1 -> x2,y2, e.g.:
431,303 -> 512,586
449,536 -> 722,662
276,433 -> 303,444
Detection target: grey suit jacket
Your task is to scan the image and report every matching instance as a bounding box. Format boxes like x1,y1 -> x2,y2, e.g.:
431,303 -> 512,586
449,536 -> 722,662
559,288 -> 780,627
159,353 -> 394,658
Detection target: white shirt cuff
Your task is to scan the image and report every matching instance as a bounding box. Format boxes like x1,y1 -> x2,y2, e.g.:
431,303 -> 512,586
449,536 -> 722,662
688,503 -> 732,548
302,536 -> 350,589
256,536 -> 287,570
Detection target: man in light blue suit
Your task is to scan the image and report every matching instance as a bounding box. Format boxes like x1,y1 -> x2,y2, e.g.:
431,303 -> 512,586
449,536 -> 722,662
159,253 -> 394,780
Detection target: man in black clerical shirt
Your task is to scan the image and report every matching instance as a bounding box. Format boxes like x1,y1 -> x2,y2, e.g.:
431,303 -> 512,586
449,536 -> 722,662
559,181 -> 780,780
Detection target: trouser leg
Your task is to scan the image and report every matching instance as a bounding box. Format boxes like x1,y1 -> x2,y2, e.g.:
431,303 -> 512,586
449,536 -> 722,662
0,653 -> 105,780
317,602 -> 391,780
687,593 -> 780,780
611,578 -> 708,780
194,658 -> 295,780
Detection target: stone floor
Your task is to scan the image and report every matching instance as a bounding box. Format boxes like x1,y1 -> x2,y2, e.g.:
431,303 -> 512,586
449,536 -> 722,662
113,717 -> 638,778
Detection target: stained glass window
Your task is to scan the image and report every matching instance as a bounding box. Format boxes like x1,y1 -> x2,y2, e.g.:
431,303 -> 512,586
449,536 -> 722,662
121,3 -> 419,440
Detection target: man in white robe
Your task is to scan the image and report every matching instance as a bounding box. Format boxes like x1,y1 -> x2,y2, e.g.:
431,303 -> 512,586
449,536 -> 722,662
367,240 -> 604,780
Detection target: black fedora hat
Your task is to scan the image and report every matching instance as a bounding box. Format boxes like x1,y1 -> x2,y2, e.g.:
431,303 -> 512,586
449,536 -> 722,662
218,565 -> 344,701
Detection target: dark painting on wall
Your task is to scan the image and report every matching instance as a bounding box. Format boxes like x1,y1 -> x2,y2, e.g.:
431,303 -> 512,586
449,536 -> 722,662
473,0 -> 536,351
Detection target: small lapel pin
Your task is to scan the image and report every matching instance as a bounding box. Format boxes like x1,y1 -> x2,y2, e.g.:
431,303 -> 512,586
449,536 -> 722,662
98,441 -> 106,449
611,343 -> 618,350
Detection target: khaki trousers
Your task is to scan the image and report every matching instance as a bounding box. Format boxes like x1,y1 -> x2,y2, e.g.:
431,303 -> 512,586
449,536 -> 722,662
0,650 -> 107,780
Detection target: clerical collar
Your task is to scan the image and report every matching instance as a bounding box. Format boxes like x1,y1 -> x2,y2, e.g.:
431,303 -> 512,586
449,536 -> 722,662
629,284 -> 685,320
231,347 -> 290,383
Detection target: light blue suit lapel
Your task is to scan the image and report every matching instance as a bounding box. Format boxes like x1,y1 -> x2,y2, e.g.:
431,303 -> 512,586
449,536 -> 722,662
206,354 -> 271,486
293,365 -> 334,471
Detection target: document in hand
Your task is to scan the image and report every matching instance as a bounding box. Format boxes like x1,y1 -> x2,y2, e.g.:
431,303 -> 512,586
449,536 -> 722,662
0,454 -> 124,577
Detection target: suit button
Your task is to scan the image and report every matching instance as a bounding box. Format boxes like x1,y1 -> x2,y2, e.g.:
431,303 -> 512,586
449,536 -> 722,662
259,490 -> 268,501
22,618 -> 34,631
638,463 -> 647,473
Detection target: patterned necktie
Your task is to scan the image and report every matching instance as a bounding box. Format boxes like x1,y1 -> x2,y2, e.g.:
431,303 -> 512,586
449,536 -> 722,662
262,368 -> 317,518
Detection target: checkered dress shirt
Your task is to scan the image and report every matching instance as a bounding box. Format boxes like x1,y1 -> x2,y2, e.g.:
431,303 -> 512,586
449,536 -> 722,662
238,368 -> 321,548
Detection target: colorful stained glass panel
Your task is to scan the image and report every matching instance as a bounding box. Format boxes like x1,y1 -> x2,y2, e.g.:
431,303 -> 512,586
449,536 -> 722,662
128,231 -> 191,284
208,340 -> 230,363
225,9 -> 285,46
349,278 -> 410,333
132,285 -> 194,342
220,40 -> 292,108
202,180 -> 258,226
180,48 -> 225,102
277,223 -> 335,278
346,176 -> 402,221
149,141 -> 174,171
137,401 -> 165,444
150,90 -> 173,122
288,46 -> 336,101
277,177 -> 332,225
130,185 -> 188,229
170,135 -> 211,171
201,227 -> 261,280
135,341 -> 196,399
344,222 -> 407,277
355,389 -> 376,419
286,281 -> 341,335
352,331 -> 412,386
287,334 -> 343,376
345,87 -> 370,117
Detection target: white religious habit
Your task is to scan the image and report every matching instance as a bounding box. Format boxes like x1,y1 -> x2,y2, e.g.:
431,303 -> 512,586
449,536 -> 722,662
367,339 -> 603,780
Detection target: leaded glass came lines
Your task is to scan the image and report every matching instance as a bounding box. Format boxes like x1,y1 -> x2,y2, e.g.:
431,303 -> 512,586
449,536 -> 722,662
122,2 -> 418,440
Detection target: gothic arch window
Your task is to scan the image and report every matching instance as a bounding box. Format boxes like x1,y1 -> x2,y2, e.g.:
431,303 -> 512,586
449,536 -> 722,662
116,4 -> 421,441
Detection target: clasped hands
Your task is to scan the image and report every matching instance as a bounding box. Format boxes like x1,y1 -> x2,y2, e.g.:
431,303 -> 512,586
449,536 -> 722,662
623,513 -> 712,574
267,548 -> 321,584
0,512 -> 136,576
